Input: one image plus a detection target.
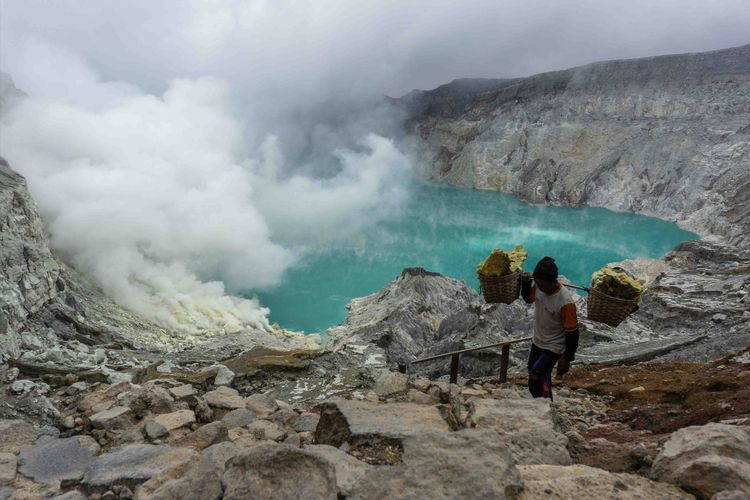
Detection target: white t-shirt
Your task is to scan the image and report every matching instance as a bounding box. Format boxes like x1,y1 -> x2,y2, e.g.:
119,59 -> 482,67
529,284 -> 579,355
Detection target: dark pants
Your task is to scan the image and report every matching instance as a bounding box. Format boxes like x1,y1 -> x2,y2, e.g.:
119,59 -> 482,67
527,343 -> 561,400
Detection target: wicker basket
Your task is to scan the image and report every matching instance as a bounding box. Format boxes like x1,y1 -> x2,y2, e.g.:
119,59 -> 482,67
586,287 -> 638,327
478,271 -> 521,304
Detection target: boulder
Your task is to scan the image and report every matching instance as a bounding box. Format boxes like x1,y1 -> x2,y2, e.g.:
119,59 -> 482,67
221,409 -> 255,429
89,406 -> 132,430
303,445 -> 371,497
82,444 -> 196,494
203,387 -> 245,410
518,464 -> 692,499
167,385 -> 195,400
17,436 -> 100,484
315,399 -> 449,447
0,453 -> 16,486
222,444 -> 337,500
136,443 -> 241,500
244,393 -> 279,417
247,420 -> 286,442
151,410 -> 195,432
468,398 -> 571,465
348,429 -> 523,499
652,423 -> 750,498
175,422 -> 228,450
0,419 -> 39,454
373,371 -> 408,397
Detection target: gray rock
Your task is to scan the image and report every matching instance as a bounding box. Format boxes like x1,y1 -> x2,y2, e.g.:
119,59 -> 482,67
468,398 -> 571,465
303,445 -> 371,497
374,371 -> 408,396
518,464 -> 691,499
50,491 -> 87,500
10,380 -> 36,394
82,444 -> 196,494
221,408 -> 255,429
144,421 -> 168,440
17,435 -> 100,484
0,419 -> 39,454
315,398 -> 450,447
0,453 -> 16,486
652,423 -> 750,498
247,420 -> 286,442
167,384 -> 195,400
0,487 -> 13,500
213,364 -> 235,386
175,421 -> 228,450
90,406 -> 132,430
292,413 -> 320,433
244,393 -> 279,417
349,429 -> 523,499
203,387 -> 245,410
65,382 -> 88,396
222,444 -> 337,500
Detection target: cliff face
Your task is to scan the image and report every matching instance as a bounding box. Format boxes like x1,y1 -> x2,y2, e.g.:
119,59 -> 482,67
396,44 -> 750,246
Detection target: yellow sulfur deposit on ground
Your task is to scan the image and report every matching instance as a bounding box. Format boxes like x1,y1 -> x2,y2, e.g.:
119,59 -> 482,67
590,266 -> 645,301
477,246 -> 528,277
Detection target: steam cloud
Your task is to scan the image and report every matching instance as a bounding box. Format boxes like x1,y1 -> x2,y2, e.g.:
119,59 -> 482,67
0,43 -> 410,334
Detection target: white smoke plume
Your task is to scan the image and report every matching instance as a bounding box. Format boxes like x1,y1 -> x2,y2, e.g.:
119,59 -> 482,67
0,43 -> 410,334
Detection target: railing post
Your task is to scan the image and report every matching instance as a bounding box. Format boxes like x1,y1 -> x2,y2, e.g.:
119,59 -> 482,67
499,345 -> 510,383
449,354 -> 460,384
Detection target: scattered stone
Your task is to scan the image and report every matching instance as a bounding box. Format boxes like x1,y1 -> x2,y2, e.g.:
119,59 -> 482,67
175,422 -> 228,451
0,419 -> 40,454
82,444 -> 196,494
293,413 -> 320,433
203,387 -> 245,410
152,410 -> 196,432
518,464 -> 691,499
17,436 -> 100,484
283,433 -> 301,448
10,380 -> 36,394
244,393 -> 279,417
144,421 -> 169,440
349,430 -> 523,499
66,382 -> 88,396
315,399 -> 449,447
247,420 -> 286,442
363,390 -> 379,403
192,397 -> 214,423
652,423 -> 750,498
3,367 -> 19,383
407,389 -> 438,405
461,387 -> 487,398
0,453 -> 16,486
374,371 -> 408,397
304,445 -> 371,497
62,416 -> 76,429
629,386 -> 646,393
468,398 -> 571,465
51,491 -> 87,500
712,313 -> 728,323
212,365 -> 235,387
222,444 -> 337,500
221,409 -> 255,429
411,378 -> 431,392
167,384 -> 195,400
90,406 -> 132,430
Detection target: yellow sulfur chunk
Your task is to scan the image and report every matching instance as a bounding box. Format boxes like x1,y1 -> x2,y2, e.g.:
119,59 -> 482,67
477,245 -> 528,277
590,266 -> 645,301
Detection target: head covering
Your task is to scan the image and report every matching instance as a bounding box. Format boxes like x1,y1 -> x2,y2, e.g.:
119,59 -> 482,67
533,256 -> 558,281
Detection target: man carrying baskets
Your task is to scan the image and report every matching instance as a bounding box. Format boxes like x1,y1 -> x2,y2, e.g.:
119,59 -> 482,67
521,257 -> 580,400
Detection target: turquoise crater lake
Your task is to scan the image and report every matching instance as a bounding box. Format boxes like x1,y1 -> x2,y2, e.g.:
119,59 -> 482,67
249,182 -> 698,333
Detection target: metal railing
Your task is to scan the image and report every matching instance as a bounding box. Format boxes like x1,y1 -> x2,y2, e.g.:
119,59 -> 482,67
409,336 -> 533,384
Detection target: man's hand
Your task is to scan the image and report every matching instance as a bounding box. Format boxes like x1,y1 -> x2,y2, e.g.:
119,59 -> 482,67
556,358 -> 570,378
521,272 -> 533,282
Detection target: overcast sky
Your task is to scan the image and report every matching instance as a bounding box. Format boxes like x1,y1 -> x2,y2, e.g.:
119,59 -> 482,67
2,0 -> 749,99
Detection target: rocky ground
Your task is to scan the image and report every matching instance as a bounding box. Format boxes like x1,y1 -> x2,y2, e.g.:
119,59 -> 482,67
2,355 -> 749,499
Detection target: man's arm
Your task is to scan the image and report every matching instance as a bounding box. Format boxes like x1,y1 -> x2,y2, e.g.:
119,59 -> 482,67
520,272 -> 535,303
558,303 -> 580,376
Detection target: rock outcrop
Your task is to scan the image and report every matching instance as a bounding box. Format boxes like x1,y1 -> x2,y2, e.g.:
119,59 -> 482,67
395,44 -> 750,248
